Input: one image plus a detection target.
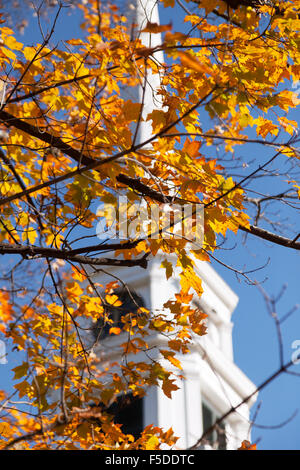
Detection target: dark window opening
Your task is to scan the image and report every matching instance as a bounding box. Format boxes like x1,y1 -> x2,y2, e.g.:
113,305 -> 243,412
92,289 -> 145,341
202,402 -> 226,450
106,394 -> 144,439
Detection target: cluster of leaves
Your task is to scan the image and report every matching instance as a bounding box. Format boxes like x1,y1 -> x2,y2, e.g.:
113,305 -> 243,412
0,0 -> 299,449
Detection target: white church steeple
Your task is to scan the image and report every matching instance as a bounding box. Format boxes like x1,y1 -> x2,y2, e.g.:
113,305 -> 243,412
93,0 -> 257,450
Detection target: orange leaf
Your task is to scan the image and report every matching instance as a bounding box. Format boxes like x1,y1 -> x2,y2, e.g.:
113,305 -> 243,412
179,52 -> 212,75
109,327 -> 121,335
142,22 -> 172,34
162,377 -> 179,398
105,294 -> 122,306
238,440 -> 257,450
160,350 -> 182,369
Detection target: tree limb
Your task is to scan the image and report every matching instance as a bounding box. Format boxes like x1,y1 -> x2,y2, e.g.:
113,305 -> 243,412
239,225 -> 300,251
116,174 -> 300,251
0,242 -> 149,268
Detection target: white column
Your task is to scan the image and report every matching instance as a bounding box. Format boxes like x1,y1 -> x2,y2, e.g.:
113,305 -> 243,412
184,374 -> 202,448
157,376 -> 188,449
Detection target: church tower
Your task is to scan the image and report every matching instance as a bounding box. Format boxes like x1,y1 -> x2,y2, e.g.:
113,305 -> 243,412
93,0 -> 257,450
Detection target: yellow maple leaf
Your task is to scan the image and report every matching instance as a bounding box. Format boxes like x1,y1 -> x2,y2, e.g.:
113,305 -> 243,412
180,266 -> 203,296
105,294 -> 122,306
145,434 -> 159,450
109,327 -> 122,335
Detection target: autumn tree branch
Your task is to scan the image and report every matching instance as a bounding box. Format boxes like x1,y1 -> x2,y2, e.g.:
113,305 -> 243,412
115,174 -> 300,251
0,242 -> 149,268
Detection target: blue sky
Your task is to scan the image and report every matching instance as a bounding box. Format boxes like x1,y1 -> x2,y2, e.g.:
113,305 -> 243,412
0,0 -> 299,450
